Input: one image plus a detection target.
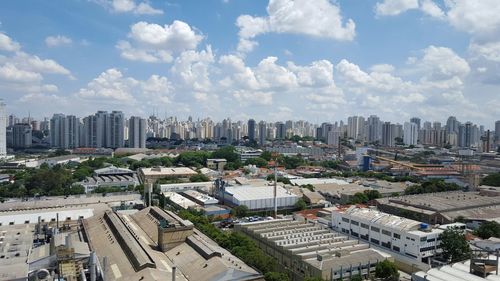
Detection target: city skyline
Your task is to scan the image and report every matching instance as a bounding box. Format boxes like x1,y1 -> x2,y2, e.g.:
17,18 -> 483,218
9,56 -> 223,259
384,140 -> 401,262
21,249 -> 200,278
1,1 -> 500,125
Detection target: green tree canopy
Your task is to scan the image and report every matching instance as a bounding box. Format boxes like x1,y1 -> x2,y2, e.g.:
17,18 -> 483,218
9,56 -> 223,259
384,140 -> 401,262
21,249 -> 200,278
375,260 -> 399,281
245,157 -> 268,168
295,198 -> 307,210
350,192 -> 369,204
474,221 -> 500,239
231,205 -> 249,218
264,272 -> 289,281
481,173 -> 500,187
189,173 -> 210,182
440,227 -> 471,262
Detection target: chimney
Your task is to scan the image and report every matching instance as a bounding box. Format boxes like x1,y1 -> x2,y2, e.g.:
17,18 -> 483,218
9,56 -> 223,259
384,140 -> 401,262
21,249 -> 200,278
172,266 -> 176,281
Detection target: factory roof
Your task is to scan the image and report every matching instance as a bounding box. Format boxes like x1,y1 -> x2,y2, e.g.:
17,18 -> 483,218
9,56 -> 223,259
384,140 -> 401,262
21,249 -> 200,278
182,190 -> 218,205
139,167 -> 197,176
413,256 -> 500,281
0,224 -> 34,281
339,206 -> 424,232
290,178 -> 350,186
94,165 -> 134,175
224,185 -> 299,201
0,193 -> 141,211
163,192 -> 200,209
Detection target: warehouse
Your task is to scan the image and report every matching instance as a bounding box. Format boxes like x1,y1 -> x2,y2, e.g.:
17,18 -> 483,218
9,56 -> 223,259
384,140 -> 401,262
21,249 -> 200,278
236,219 -> 392,281
223,185 -> 299,210
138,167 -> 198,184
375,191 -> 500,224
162,192 -> 201,210
181,190 -> 218,205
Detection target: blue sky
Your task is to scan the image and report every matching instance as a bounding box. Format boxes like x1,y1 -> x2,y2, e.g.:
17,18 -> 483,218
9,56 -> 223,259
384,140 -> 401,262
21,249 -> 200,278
0,0 -> 499,128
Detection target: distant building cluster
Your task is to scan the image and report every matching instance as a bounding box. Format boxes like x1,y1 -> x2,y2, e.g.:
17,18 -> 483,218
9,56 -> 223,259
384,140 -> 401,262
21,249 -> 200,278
0,99 -> 499,152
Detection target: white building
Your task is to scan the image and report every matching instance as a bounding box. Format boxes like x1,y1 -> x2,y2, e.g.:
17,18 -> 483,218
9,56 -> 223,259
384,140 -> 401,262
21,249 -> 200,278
181,190 -> 218,206
162,192 -> 200,210
0,100 -> 6,157
332,206 -> 454,263
223,185 -> 299,210
404,122 -> 418,146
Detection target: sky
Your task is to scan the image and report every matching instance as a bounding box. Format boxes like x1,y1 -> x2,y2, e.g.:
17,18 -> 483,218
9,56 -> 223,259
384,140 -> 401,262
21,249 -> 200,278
0,0 -> 499,128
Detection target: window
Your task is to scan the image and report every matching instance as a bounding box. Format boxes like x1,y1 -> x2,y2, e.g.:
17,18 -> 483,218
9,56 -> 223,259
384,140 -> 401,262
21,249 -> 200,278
406,253 -> 417,258
351,230 -> 359,237
381,241 -> 392,249
66,217 -> 71,221
370,238 -> 379,245
420,237 -> 427,242
382,230 -> 391,236
427,238 -> 435,242
351,220 -> 359,226
420,246 -> 437,252
393,246 -> 400,252
361,223 -> 369,229
51,218 -> 56,222
393,233 -> 401,239
342,217 -> 350,223
9,222 -> 14,225
371,226 -> 380,232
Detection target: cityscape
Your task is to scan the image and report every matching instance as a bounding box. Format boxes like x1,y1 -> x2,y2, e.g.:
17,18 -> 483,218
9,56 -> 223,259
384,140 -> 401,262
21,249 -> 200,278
1,1 -> 500,281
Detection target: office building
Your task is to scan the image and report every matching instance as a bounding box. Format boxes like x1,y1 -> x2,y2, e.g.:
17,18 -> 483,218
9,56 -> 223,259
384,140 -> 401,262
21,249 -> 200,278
0,101 -> 6,156
403,122 -> 418,146
247,119 -> 256,141
12,123 -> 32,148
128,116 -> 146,148
332,206 -> 449,264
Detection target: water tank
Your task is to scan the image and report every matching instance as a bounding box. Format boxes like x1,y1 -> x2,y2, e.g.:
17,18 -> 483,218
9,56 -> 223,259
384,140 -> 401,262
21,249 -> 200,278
420,223 -> 429,230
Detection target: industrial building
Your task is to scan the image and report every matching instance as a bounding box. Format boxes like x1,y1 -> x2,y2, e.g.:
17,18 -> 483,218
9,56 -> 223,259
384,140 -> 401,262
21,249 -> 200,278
162,191 -> 201,210
138,167 -> 198,184
181,190 -> 218,206
76,165 -> 139,193
332,206 -> 454,264
157,181 -> 213,193
235,219 -> 392,281
412,251 -> 500,281
82,206 -> 263,281
222,185 -> 300,210
375,191 -> 500,225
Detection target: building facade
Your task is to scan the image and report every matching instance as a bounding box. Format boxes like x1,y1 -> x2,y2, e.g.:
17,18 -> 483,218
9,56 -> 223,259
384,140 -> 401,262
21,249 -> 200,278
0,101 -> 6,156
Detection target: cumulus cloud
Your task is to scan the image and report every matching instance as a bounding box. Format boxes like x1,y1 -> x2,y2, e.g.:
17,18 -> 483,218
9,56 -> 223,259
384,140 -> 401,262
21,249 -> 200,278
409,45 -> 470,81
470,41 -> 500,62
93,0 -> 163,15
0,32 -> 21,52
375,0 -> 444,17
45,35 -> 72,47
117,20 -> 203,63
236,0 -> 355,52
76,68 -> 172,104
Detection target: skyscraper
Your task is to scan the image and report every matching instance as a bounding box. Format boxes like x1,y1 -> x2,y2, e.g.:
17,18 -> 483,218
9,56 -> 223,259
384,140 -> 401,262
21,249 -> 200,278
258,121 -> 266,146
367,115 -> 382,143
12,123 -> 32,148
381,122 -> 393,147
0,101 -> 6,156
247,119 -> 256,141
410,117 -> 421,131
446,116 -> 459,134
495,120 -> 500,142
109,111 -> 124,148
128,116 -> 146,148
276,122 -> 286,140
82,111 -> 124,148
403,122 -> 418,146
50,114 -> 80,149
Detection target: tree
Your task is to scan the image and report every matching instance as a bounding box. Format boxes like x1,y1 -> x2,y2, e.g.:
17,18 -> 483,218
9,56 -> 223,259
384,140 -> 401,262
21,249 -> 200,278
481,173 -> 500,187
440,228 -> 471,262
261,151 -> 272,161
189,173 -> 210,182
303,277 -> 324,281
475,221 -> 500,239
231,205 -> 249,218
375,260 -> 399,281
264,272 -> 289,281
295,198 -> 307,210
364,190 -> 381,201
350,275 -> 363,281
245,157 -> 268,168
350,192 -> 369,204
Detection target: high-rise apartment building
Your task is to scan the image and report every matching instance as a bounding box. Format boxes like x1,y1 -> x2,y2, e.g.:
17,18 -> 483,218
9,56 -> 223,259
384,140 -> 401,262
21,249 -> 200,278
82,111 -> 124,148
50,114 -> 80,149
276,122 -> 286,140
0,101 -> 6,156
446,116 -> 459,134
403,122 -> 418,146
495,120 -> 500,143
258,121 -> 266,146
128,116 -> 146,148
381,122 -> 393,147
12,123 -> 32,148
247,119 -> 256,141
367,115 -> 382,143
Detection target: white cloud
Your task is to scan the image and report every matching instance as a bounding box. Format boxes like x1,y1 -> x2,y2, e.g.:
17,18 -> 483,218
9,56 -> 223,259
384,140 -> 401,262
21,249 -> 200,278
0,33 -> 20,52
170,46 -> 215,92
409,45 -> 470,81
445,0 -> 500,37
45,35 -> 72,47
13,52 -> 72,77
0,63 -> 42,82
374,0 -> 444,17
469,41 -> 500,62
117,20 -> 203,63
94,0 -> 163,15
233,90 -> 273,106
236,0 -> 355,53
76,68 -> 172,104
369,64 -> 395,73
375,0 -> 419,16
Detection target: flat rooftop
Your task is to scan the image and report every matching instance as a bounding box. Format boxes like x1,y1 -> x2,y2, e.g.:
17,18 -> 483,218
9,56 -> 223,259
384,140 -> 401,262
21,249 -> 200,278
0,224 -> 34,281
140,167 -> 197,176
225,185 -> 299,201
